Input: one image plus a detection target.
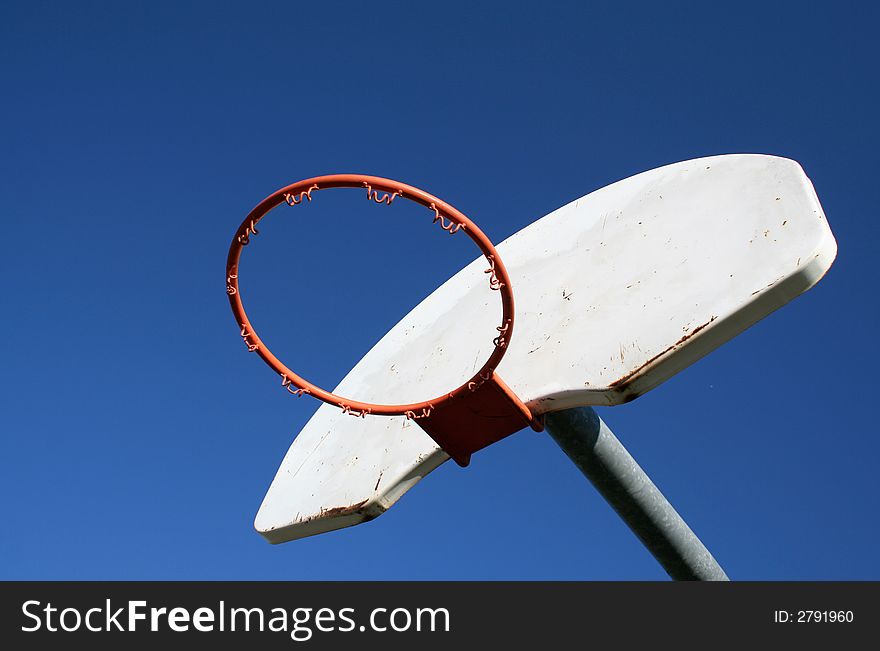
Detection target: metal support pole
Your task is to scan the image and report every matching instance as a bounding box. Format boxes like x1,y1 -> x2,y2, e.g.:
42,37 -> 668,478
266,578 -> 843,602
544,407 -> 728,581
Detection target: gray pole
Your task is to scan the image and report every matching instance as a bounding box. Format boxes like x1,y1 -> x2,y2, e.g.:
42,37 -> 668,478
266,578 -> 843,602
544,407 -> 728,581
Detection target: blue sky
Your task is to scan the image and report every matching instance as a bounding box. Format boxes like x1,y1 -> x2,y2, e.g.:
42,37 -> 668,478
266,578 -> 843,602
1,1 -> 877,579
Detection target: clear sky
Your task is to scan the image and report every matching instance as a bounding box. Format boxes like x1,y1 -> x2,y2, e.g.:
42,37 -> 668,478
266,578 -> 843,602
2,1 -> 877,580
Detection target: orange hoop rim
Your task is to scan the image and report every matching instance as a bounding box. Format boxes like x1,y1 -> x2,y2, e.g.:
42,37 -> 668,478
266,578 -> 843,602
226,174 -> 516,419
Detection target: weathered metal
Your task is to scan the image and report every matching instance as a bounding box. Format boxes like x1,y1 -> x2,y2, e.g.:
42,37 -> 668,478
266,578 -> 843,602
545,407 -> 729,581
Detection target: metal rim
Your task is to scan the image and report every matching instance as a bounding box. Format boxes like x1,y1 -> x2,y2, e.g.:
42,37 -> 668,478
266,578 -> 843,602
226,174 -> 515,419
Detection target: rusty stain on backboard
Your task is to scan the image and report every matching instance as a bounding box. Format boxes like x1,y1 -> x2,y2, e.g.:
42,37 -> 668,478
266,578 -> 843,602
609,316 -> 719,395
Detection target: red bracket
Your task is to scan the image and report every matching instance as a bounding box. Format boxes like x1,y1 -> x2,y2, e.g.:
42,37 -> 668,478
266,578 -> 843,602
412,374 -> 544,467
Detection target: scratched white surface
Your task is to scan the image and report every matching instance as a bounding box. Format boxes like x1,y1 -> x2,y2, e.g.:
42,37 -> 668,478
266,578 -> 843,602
255,154 -> 837,542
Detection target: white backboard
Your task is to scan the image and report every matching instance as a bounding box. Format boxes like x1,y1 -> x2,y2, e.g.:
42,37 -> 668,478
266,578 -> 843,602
254,154 -> 837,543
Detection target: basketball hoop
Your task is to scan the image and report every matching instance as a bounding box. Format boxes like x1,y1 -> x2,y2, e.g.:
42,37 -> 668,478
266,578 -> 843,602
226,174 -> 542,466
